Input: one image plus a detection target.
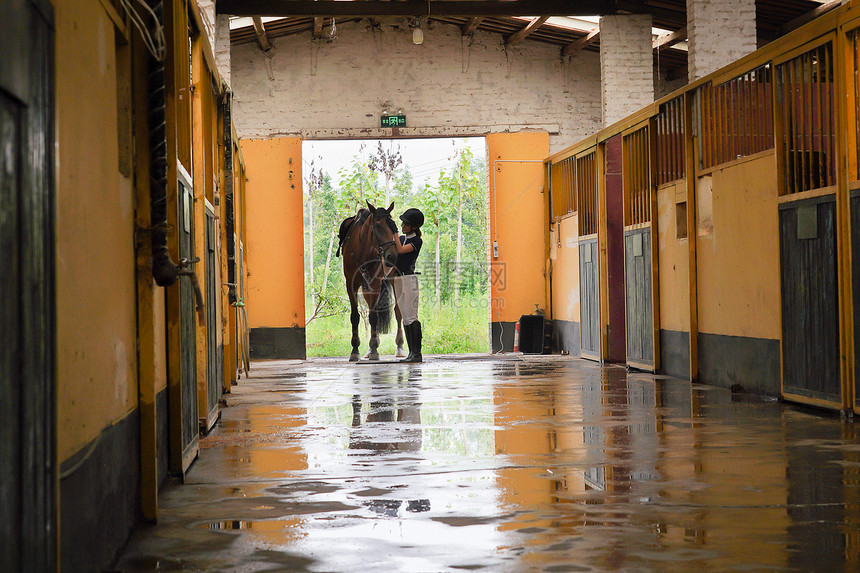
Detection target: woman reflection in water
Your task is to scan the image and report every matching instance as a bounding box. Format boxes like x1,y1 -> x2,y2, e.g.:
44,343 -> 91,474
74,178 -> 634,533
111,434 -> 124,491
392,208 -> 424,363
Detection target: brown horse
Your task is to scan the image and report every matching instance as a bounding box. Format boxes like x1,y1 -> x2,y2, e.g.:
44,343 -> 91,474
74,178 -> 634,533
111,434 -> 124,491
338,201 -> 399,361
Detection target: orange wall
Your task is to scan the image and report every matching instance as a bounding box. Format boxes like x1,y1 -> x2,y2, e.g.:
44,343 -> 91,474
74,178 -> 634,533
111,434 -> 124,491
487,132 -> 550,323
696,154 -> 780,339
241,137 -> 306,329
549,213 -> 580,322
55,0 -> 139,461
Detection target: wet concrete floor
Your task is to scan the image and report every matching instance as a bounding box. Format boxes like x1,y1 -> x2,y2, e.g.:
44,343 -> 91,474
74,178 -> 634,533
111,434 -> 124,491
115,354 -> 860,572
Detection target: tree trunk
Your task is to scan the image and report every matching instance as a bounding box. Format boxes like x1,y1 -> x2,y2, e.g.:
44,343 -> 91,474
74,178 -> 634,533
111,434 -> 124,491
435,225 -> 441,307
321,230 -> 336,295
455,163 -> 463,307
308,198 -> 315,309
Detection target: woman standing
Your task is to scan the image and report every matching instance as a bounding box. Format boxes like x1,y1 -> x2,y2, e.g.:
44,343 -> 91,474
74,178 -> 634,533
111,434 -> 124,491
393,208 -> 424,363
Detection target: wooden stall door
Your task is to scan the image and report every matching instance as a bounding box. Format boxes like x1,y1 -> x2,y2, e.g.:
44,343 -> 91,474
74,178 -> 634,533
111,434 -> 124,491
0,0 -> 56,568
775,41 -> 842,408
850,27 -> 860,414
202,204 -> 220,432
625,229 -> 655,369
176,176 -> 199,474
854,188 -> 860,412
779,197 -> 840,404
623,124 -> 659,372
576,149 -> 600,361
580,238 -> 600,360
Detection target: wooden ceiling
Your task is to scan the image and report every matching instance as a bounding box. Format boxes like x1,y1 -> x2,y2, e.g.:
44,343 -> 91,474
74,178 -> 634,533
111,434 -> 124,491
218,0 -> 836,78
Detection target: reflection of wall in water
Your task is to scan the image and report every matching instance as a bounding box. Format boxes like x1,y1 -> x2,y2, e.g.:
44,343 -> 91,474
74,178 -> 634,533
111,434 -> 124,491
787,424 -> 860,571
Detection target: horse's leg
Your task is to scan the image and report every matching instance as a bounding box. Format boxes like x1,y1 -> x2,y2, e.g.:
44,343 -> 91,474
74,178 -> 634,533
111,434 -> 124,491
394,303 -> 405,357
365,290 -> 381,361
348,288 -> 361,362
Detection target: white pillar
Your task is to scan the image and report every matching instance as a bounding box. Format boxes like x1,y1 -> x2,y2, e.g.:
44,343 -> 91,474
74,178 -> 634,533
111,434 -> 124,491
600,14 -> 654,127
215,14 -> 232,88
687,0 -> 757,81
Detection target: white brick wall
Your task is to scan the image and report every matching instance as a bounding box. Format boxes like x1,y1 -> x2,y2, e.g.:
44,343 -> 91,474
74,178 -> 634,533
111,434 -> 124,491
688,0 -> 756,81
600,14 -> 654,127
230,18 -> 602,154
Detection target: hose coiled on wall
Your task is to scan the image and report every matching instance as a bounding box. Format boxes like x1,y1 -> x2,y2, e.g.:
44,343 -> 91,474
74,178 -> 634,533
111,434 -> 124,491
144,0 -> 204,325
223,91 -> 237,304
145,0 -> 179,287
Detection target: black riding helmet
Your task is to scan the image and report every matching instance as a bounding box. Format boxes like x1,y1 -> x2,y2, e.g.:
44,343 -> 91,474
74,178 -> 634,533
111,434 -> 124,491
400,208 -> 424,228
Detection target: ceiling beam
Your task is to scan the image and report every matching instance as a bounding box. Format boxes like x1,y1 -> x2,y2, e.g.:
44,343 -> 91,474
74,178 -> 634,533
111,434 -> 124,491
217,0 -> 618,18
252,16 -> 273,51
561,28 -> 599,57
461,17 -> 485,36
614,0 -> 686,27
505,16 -> 549,47
777,0 -> 843,37
652,26 -> 685,51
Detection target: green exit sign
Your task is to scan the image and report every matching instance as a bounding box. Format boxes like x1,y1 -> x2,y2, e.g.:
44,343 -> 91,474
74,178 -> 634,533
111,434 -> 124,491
381,114 -> 406,127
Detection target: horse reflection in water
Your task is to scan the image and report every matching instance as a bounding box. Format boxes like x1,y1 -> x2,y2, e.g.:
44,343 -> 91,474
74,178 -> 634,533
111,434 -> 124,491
350,369 -> 429,516
337,201 -> 400,361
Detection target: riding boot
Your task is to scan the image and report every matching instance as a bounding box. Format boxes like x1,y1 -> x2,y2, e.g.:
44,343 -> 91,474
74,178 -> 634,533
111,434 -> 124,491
401,322 -> 415,362
402,321 -> 422,363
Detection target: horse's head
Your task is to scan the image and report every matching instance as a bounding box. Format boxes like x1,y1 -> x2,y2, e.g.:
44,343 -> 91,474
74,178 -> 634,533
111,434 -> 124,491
366,201 -> 398,270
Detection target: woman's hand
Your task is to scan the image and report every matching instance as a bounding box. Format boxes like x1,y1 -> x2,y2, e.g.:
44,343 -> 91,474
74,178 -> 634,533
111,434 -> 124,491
395,234 -> 414,254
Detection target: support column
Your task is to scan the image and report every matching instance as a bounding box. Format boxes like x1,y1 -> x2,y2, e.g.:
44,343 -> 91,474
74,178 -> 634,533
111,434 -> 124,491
687,0 -> 757,81
215,13 -> 232,88
600,14 -> 654,127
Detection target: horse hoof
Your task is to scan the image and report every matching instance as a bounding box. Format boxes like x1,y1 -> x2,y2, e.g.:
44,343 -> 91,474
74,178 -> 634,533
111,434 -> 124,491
396,347 -> 406,358
349,354 -> 359,362
367,352 -> 380,361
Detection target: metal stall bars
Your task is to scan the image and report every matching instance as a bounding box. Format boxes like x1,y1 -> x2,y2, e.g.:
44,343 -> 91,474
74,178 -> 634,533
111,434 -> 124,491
551,155 -> 577,219
699,64 -> 774,172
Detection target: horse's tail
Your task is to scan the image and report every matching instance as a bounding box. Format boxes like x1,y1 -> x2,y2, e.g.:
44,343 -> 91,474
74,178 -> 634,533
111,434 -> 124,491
372,279 -> 393,334
335,216 -> 354,258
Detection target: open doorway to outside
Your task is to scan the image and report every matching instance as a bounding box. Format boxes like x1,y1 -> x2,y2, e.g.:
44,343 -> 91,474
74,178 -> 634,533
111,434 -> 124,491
302,137 -> 488,358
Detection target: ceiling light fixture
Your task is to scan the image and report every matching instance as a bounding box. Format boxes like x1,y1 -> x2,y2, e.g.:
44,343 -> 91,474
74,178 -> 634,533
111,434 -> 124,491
413,17 -> 424,45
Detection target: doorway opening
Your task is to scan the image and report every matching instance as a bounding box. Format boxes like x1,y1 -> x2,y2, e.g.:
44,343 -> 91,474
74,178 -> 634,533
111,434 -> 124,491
302,137 -> 489,358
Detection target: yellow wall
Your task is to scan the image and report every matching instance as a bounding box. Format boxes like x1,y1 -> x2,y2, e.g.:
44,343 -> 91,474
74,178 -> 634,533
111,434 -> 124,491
55,0 -> 138,461
657,181 -> 690,333
494,381 -> 554,526
696,154 -> 781,339
241,137 -> 306,329
487,132 -> 549,323
550,213 -> 580,323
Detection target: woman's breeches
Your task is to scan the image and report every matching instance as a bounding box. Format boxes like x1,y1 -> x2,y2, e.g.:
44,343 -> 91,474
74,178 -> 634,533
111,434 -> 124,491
391,274 -> 420,325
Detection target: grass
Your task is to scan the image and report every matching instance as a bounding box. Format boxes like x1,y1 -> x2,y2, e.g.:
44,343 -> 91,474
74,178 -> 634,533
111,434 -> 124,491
305,294 -> 490,358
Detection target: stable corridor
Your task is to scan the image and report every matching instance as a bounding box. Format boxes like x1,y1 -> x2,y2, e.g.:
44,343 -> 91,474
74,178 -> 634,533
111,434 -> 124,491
115,356 -> 860,571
